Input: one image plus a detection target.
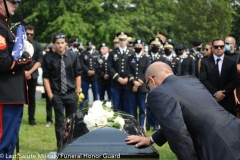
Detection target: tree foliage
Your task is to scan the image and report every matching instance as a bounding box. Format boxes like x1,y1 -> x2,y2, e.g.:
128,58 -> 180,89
9,0 -> 237,47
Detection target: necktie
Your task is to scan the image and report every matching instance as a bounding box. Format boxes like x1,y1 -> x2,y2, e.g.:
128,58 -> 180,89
216,58 -> 221,76
61,56 -> 67,94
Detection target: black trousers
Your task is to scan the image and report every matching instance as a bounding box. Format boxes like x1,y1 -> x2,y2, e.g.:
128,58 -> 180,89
27,78 -> 37,124
45,87 -> 53,123
51,92 -> 78,147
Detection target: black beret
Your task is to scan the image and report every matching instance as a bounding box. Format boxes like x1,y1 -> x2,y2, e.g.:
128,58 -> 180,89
192,40 -> 202,46
167,39 -> 174,47
175,44 -> 185,50
99,43 -> 108,48
86,41 -> 93,46
69,38 -> 77,44
133,39 -> 143,45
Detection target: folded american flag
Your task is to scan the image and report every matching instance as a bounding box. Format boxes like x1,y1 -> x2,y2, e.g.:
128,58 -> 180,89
12,25 -> 27,61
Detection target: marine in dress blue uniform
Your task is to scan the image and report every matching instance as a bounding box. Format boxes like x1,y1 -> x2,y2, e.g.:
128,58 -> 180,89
79,41 -> 99,109
0,0 -> 33,158
108,32 -> 134,111
96,43 -> 111,101
126,39 -> 150,130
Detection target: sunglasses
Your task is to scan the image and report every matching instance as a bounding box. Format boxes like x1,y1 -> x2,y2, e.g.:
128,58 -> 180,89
146,76 -> 155,90
213,45 -> 225,49
204,48 -> 209,51
225,42 -> 232,45
26,33 -> 34,36
55,35 -> 66,39
7,0 -> 20,5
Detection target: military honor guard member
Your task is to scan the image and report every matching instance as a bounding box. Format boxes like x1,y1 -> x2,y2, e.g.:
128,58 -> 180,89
108,32 -> 134,111
189,40 -> 204,78
113,36 -> 119,49
0,0 -> 34,157
175,44 -> 195,76
96,43 -> 111,101
156,31 -> 167,45
42,33 -> 81,147
148,38 -> 167,64
126,39 -> 150,129
79,41 -> 99,109
163,42 -> 181,76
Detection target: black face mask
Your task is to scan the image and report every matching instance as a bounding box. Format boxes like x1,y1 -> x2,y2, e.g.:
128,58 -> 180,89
196,47 -> 202,51
87,47 -> 92,51
164,48 -> 172,56
79,48 -> 83,52
73,44 -> 79,48
134,47 -> 142,53
151,46 -> 159,53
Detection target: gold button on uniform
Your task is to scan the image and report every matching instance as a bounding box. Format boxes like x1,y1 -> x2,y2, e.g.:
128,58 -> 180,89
12,72 -> 15,74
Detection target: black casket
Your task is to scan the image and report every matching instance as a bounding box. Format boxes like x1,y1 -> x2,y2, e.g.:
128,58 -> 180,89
57,110 -> 159,159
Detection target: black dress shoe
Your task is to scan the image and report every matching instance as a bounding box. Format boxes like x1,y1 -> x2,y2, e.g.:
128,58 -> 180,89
29,121 -> 37,126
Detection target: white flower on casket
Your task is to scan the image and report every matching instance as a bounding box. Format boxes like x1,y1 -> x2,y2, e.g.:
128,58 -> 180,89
96,116 -> 108,126
104,110 -> 114,118
105,101 -> 112,108
92,100 -> 103,109
114,116 -> 125,129
83,114 -> 96,128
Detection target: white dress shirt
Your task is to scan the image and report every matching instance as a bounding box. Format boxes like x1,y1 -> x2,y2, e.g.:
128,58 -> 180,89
119,46 -> 127,54
213,54 -> 224,75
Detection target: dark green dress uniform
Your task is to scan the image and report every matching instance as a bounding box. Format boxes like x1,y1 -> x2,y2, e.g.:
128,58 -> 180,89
96,54 -> 111,101
79,49 -> 99,108
149,52 -> 168,64
126,51 -> 150,129
108,47 -> 134,111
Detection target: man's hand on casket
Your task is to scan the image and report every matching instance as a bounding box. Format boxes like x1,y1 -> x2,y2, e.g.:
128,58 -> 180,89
125,135 -> 152,148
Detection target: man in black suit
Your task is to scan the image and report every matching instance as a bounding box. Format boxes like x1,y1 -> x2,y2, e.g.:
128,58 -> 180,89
200,38 -> 238,115
126,62 -> 240,160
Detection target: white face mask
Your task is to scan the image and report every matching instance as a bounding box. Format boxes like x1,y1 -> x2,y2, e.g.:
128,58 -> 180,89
179,52 -> 186,58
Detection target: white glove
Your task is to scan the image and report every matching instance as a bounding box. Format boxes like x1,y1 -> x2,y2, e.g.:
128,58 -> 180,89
24,40 -> 34,57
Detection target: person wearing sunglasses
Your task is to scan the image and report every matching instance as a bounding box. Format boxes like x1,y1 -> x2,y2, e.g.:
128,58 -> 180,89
126,61 -> 240,160
42,33 -> 81,147
0,0 -> 34,158
24,24 -> 43,126
199,38 -> 238,116
198,42 -> 212,73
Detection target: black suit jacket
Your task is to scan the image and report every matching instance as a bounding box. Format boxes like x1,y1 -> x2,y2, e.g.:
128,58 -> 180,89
199,55 -> 238,114
149,75 -> 240,160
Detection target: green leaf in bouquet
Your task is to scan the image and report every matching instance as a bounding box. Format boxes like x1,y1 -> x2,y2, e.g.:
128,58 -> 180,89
112,123 -> 121,129
107,118 -> 115,122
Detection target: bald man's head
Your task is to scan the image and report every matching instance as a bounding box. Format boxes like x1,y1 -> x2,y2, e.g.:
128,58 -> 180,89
146,62 -> 173,89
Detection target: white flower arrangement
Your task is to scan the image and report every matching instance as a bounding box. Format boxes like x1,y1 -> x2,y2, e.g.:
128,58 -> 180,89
83,100 -> 126,131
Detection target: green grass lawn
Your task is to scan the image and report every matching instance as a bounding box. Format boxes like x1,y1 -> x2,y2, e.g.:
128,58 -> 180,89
17,99 -> 176,160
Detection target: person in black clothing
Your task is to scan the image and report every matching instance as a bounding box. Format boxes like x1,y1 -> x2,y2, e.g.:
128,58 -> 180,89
96,43 -> 111,101
175,44 -> 195,76
24,25 -> 43,126
42,33 -> 81,147
225,37 -> 240,66
44,37 -> 56,127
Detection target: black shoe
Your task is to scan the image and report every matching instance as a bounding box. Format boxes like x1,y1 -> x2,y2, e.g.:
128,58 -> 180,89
29,121 -> 37,126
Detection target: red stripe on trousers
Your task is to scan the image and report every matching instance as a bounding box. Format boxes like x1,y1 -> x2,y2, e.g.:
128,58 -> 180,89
0,104 -> 2,143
